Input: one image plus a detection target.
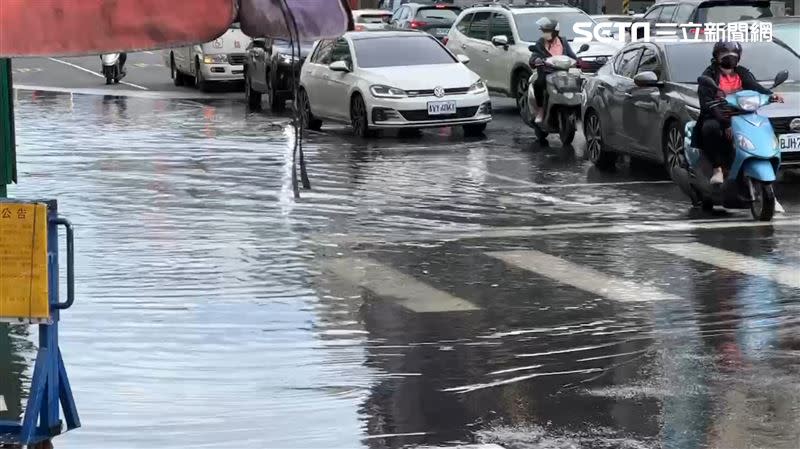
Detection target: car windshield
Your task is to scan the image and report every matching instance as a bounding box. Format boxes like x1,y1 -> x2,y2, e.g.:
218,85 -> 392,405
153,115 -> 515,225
772,23 -> 800,55
357,14 -> 392,24
514,11 -> 596,42
695,4 -> 772,22
666,41 -> 800,83
354,35 -> 455,68
416,7 -> 460,21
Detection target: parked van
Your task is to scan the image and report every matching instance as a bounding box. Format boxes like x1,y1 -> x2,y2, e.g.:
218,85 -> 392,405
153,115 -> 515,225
164,23 -> 252,91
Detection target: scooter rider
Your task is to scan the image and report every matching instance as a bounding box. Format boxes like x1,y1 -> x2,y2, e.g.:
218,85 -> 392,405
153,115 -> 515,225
691,41 -> 783,185
529,17 -> 577,123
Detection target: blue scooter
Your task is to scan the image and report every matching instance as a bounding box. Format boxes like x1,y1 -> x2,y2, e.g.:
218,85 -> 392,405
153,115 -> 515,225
676,70 -> 789,221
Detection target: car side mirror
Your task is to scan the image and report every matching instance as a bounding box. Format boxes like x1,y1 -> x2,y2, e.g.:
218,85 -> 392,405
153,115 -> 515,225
697,75 -> 718,91
772,70 -> 789,89
634,71 -> 663,88
491,35 -> 509,47
329,60 -> 351,72
457,54 -> 470,64
578,43 -> 590,53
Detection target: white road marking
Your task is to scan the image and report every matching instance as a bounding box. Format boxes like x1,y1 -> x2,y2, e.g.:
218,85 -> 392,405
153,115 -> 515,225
0,395 -> 7,412
317,217 -> 800,245
323,257 -> 479,313
487,250 -> 682,303
486,172 -> 674,188
442,367 -> 604,394
651,243 -> 800,289
48,57 -> 148,90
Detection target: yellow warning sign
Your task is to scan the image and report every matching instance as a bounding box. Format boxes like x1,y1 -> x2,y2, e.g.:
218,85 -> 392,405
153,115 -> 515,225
0,202 -> 49,323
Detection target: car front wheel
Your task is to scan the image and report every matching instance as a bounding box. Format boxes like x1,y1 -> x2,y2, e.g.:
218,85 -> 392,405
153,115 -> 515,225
298,88 -> 322,131
350,93 -> 371,138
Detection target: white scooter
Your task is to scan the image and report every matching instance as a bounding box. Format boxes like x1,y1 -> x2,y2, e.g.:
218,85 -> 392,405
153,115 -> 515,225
524,55 -> 585,145
100,53 -> 124,85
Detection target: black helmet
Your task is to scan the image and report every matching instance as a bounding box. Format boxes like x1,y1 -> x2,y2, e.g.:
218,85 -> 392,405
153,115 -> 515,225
536,17 -> 559,32
713,41 -> 742,59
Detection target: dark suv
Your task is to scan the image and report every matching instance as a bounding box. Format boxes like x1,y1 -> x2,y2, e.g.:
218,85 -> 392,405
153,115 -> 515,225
390,3 -> 462,40
640,0 -> 773,28
244,37 -> 315,112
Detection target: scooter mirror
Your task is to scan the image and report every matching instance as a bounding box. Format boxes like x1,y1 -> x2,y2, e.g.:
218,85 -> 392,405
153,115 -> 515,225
697,75 -> 718,90
773,70 -> 789,89
528,45 -> 537,52
578,43 -> 589,53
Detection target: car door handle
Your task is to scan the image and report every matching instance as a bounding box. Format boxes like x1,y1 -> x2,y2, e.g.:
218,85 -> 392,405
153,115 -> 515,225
482,49 -> 490,54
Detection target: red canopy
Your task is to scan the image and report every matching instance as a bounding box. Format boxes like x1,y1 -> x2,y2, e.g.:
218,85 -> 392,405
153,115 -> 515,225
0,0 -> 353,57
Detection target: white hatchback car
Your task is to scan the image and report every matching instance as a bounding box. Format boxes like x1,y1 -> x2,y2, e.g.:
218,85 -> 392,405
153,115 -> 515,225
298,31 -> 492,137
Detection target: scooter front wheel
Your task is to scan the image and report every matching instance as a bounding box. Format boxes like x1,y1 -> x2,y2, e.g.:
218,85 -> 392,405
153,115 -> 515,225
749,178 -> 775,221
559,111 -> 576,145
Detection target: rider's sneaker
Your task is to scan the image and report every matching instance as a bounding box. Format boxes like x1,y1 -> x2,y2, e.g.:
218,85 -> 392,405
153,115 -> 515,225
710,169 -> 724,185
534,110 -> 544,124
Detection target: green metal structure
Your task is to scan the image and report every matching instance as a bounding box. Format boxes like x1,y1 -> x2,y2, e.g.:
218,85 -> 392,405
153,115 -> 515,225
0,58 -> 17,197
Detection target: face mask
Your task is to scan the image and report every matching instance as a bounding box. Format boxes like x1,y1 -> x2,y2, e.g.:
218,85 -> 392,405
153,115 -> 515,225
542,32 -> 553,41
719,54 -> 738,70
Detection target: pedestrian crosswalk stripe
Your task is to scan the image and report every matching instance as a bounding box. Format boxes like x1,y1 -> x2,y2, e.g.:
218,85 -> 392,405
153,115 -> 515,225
323,257 -> 480,313
487,250 -> 682,302
651,243 -> 800,289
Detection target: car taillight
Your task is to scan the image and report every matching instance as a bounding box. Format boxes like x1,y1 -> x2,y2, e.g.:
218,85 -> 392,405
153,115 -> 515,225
576,58 -> 586,69
355,24 -> 365,31
442,36 -> 449,45
409,20 -> 428,29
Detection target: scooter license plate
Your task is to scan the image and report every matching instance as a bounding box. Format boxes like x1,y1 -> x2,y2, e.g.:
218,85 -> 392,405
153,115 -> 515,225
778,133 -> 800,152
427,101 -> 456,115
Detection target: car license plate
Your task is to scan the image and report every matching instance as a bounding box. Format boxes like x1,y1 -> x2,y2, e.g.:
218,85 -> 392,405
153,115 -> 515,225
779,133 -> 800,152
427,100 -> 456,115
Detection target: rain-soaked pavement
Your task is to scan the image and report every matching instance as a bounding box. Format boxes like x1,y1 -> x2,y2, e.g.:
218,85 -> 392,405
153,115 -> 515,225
1,89 -> 799,449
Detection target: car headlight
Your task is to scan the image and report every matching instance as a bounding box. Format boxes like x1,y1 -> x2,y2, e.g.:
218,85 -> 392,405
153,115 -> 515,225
735,133 -> 756,151
468,80 -> 487,94
370,85 -> 406,98
736,95 -> 760,112
203,54 -> 228,64
279,54 -> 299,64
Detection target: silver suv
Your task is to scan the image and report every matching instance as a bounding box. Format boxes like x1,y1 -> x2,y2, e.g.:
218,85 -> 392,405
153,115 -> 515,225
445,2 -> 619,113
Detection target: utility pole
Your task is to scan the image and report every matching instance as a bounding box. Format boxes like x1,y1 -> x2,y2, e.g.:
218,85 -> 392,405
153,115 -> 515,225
0,58 -> 16,198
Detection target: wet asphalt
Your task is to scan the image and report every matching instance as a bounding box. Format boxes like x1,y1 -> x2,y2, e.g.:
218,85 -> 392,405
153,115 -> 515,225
1,55 -> 799,449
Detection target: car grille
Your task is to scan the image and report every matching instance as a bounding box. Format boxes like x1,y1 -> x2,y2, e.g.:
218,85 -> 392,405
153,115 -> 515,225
770,116 -> 797,134
399,106 -> 479,121
228,53 -> 246,65
406,87 -> 470,97
782,151 -> 800,163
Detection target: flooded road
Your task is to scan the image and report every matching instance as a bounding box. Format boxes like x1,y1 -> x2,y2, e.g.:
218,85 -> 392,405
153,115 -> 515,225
2,90 -> 799,449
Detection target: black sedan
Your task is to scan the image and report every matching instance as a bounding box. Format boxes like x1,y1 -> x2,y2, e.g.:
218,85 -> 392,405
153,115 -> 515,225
582,40 -> 800,171
244,37 -> 315,112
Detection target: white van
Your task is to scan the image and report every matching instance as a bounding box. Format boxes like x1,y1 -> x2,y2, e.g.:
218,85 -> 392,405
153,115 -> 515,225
164,23 -> 252,91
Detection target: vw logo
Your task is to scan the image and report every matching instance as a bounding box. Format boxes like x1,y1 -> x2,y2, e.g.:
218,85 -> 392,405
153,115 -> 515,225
213,38 -> 223,48
433,86 -> 445,98
790,118 -> 800,132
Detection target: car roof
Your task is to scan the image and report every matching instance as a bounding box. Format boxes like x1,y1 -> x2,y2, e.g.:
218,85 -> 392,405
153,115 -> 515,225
353,9 -> 392,15
344,30 -> 433,40
462,2 -> 582,13
758,16 -> 800,23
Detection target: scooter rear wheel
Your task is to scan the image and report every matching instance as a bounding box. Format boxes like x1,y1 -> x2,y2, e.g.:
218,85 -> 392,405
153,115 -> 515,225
559,111 -> 576,145
749,179 -> 775,221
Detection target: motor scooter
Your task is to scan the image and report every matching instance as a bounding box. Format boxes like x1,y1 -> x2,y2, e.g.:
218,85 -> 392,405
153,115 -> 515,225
100,53 -> 124,84
675,70 -> 788,221
524,55 -> 584,145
